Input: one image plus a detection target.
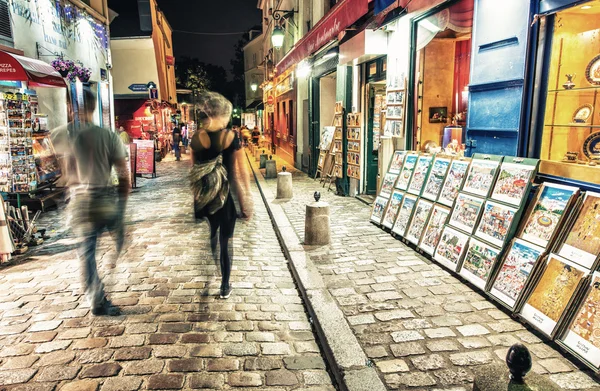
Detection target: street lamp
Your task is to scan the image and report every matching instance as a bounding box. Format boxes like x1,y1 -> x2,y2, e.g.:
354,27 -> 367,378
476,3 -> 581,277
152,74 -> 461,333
251,83 -> 258,92
271,26 -> 285,49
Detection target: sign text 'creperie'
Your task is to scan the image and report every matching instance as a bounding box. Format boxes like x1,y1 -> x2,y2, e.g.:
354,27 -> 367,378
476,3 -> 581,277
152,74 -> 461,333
276,0 -> 368,74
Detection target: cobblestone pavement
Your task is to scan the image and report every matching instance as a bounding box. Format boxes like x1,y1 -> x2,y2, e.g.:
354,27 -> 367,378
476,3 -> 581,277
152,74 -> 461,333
251,151 -> 600,391
0,153 -> 335,390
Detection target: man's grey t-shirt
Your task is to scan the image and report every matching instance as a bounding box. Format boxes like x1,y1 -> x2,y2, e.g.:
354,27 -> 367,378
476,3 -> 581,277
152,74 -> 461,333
52,124 -> 126,193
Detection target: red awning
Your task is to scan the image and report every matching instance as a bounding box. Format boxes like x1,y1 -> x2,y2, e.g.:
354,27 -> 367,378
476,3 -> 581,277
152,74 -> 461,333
276,0 -> 369,75
0,51 -> 66,88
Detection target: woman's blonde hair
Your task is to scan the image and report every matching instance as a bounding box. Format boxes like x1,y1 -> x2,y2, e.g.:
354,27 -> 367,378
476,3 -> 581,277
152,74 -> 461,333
198,91 -> 233,120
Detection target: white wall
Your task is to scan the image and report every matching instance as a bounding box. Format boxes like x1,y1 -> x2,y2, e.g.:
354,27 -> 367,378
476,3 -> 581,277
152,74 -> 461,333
111,38 -> 159,97
319,75 -> 336,131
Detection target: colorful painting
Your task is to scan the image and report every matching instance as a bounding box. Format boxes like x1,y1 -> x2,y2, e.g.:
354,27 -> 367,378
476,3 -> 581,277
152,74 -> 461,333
449,192 -> 485,234
559,192 -> 600,269
521,183 -> 578,248
370,196 -> 389,224
380,173 -> 398,198
405,199 -> 434,244
490,239 -> 545,309
407,155 -> 434,195
389,151 -> 406,174
460,238 -> 501,290
474,200 -> 518,248
562,272 -> 600,368
491,163 -> 536,206
522,254 -> 587,336
382,190 -> 404,229
419,205 -> 451,255
396,153 -> 418,190
392,194 -> 418,237
434,225 -> 470,271
422,157 -> 452,201
438,160 -> 470,207
462,159 -> 500,197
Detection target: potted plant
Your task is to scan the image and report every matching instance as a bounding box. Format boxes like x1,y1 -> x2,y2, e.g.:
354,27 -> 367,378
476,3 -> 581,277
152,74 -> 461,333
51,59 -> 75,77
78,67 -> 92,83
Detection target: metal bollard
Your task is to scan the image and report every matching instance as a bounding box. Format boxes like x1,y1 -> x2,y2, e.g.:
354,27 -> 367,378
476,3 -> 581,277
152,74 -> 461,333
276,166 -> 293,199
304,191 -> 330,245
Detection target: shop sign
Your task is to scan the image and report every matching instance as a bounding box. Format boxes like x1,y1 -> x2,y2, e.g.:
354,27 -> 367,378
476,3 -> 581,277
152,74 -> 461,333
267,95 -> 275,105
133,139 -> 154,175
100,68 -> 108,81
276,0 -> 368,74
129,84 -> 149,92
275,73 -> 294,97
166,55 -> 175,66
149,88 -> 158,100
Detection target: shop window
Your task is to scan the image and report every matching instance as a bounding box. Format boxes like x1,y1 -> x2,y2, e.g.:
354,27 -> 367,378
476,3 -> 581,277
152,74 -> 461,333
0,0 -> 13,47
540,2 -> 600,162
412,0 -> 473,152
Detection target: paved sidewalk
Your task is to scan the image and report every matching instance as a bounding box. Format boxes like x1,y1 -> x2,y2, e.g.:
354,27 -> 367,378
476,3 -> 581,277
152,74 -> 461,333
0,154 -> 335,390
248,150 -> 600,391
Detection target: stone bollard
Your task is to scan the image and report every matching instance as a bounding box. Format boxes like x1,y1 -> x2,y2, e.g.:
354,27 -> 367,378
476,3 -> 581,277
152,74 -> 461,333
265,157 -> 277,178
276,166 -> 293,199
255,148 -> 263,161
305,192 -> 330,245
260,154 -> 269,169
472,344 -> 559,391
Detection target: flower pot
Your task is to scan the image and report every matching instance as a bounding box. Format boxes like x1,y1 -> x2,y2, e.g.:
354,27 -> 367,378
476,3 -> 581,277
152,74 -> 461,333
58,70 -> 69,77
79,76 -> 90,83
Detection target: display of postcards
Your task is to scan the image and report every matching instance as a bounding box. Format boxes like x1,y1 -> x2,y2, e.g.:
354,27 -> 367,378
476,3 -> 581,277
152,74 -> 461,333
462,159 -> 501,197
393,120 -> 404,137
434,225 -> 470,272
348,141 -> 360,152
422,157 -> 452,201
489,239 -> 545,310
347,113 -> 360,127
558,192 -> 600,270
396,153 -> 418,190
459,238 -> 501,290
348,128 -> 360,140
519,183 -> 579,248
491,162 -> 536,206
449,192 -> 485,234
334,116 -> 343,127
347,164 -> 360,179
438,160 -> 470,207
380,173 -> 398,198
387,92 -> 396,104
405,199 -> 434,244
407,155 -> 433,195
382,190 -> 405,229
419,204 -> 451,255
521,254 -> 588,337
317,151 -> 326,169
370,196 -> 389,224
474,200 -> 518,248
395,91 -> 404,105
391,194 -> 418,237
560,272 -> 600,369
335,102 -> 343,114
389,150 -> 407,174
383,121 -> 393,137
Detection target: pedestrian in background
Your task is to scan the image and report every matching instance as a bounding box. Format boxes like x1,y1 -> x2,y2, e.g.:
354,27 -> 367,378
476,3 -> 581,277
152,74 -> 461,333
51,87 -> 130,316
189,91 -> 253,299
172,125 -> 182,161
117,126 -> 130,145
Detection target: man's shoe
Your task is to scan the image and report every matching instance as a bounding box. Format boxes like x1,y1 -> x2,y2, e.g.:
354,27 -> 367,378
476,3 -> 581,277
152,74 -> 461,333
219,285 -> 232,299
91,299 -> 121,316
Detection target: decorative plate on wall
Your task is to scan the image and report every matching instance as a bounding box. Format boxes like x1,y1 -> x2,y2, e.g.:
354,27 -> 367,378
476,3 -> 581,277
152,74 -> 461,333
573,104 -> 594,123
585,54 -> 600,86
582,131 -> 600,161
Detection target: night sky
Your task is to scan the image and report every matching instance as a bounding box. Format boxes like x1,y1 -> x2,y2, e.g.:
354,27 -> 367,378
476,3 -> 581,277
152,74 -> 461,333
109,0 -> 262,73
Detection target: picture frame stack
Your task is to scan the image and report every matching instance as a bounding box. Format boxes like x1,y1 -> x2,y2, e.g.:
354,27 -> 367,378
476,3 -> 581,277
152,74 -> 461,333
347,112 -> 361,179
385,79 -> 406,138
370,150 -> 406,227
322,102 -> 344,186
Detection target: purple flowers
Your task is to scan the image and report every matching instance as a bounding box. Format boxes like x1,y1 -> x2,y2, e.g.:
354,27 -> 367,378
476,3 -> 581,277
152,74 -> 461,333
51,58 -> 92,82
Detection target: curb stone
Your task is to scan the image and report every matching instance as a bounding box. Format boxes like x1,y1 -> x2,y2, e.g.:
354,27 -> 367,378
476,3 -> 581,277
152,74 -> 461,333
245,150 -> 387,391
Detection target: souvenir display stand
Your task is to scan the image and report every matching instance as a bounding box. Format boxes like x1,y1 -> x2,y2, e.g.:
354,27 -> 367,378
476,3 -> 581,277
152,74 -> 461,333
319,102 -> 344,189
346,112 -> 361,179
371,148 -> 600,373
385,79 -> 406,138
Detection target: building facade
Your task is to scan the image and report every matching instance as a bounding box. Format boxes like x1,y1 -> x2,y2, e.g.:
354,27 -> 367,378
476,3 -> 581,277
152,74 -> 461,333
243,31 -> 264,130
110,0 -> 177,139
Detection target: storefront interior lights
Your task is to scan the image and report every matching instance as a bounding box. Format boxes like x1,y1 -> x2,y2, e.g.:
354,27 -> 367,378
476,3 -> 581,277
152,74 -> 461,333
251,83 -> 258,92
420,19 -> 442,33
581,5 -> 592,9
296,62 -> 312,78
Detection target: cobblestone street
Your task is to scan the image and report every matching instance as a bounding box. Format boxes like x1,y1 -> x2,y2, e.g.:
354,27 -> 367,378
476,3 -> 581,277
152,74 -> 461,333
0,154 -> 334,390
250,151 -> 600,391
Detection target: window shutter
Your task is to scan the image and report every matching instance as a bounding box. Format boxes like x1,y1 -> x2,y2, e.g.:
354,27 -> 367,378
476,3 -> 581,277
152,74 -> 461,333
0,0 -> 12,44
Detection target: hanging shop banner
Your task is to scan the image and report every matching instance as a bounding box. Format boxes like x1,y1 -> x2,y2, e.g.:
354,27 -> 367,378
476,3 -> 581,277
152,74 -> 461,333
276,0 -> 369,74
133,139 -> 154,175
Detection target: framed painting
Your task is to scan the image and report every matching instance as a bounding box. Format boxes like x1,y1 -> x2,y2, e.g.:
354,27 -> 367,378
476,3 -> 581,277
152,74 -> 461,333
560,271 -> 600,370
448,192 -> 485,234
405,199 -> 434,245
380,173 -> 399,198
489,239 -> 545,310
422,156 -> 452,201
382,190 -> 405,229
419,204 -> 451,255
474,200 -> 518,248
407,155 -> 434,196
389,150 -> 407,174
396,152 -> 419,191
459,238 -> 501,291
519,183 -> 579,248
438,159 -> 471,207
462,159 -> 501,198
391,194 -> 418,237
558,192 -> 600,270
434,225 -> 470,272
370,196 -> 389,224
521,253 -> 589,337
491,162 -> 536,207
